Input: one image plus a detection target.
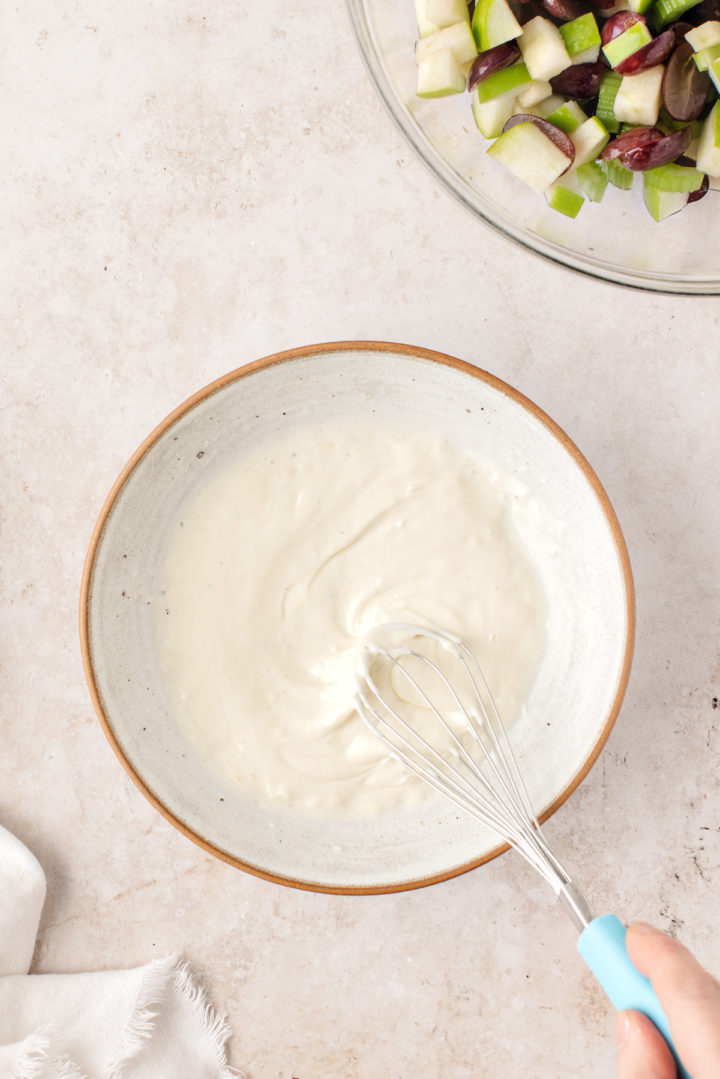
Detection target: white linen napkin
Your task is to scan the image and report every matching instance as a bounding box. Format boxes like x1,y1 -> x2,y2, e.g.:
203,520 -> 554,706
0,825 -> 238,1078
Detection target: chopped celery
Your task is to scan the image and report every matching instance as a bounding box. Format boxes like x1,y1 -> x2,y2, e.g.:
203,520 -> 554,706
605,158 -> 635,189
642,163 -> 705,192
596,71 -> 622,134
652,0 -> 704,29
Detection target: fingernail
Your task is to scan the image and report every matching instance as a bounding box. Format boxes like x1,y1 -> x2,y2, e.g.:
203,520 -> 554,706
616,1012 -> 631,1047
630,922 -> 655,935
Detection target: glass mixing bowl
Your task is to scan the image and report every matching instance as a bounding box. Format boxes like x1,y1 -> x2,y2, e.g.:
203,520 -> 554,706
346,0 -> 720,293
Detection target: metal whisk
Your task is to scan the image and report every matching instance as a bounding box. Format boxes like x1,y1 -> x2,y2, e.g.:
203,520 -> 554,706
355,622 -> 691,1079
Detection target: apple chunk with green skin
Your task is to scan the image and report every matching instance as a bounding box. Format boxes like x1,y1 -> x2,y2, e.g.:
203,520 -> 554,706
488,121 -> 574,190
417,48 -> 468,96
614,65 -> 664,125
416,22 -> 478,66
696,100 -> 720,176
519,17 -> 572,81
472,0 -> 522,51
414,0 -> 471,36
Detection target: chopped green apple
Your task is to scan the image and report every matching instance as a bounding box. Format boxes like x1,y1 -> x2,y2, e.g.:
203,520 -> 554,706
692,41 -> 720,70
471,0 -> 522,50
416,48 -> 468,96
546,100 -> 588,133
696,100 -> 720,176
545,175 -> 585,216
426,0 -> 470,26
474,61 -> 532,102
576,160 -> 609,200
528,93 -> 567,118
559,14 -> 601,58
516,79 -> 553,107
416,21 -> 478,65
487,120 -> 573,190
709,54 -> 720,92
569,115 -> 610,166
414,0 -> 470,36
685,20 -> 720,51
614,65 -> 664,125
603,21 -> 653,68
471,87 -> 518,136
625,0 -> 655,14
643,183 -> 689,219
519,17 -> 573,81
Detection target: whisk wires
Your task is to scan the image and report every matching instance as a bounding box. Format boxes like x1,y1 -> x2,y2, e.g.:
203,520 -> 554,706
356,624 -> 576,898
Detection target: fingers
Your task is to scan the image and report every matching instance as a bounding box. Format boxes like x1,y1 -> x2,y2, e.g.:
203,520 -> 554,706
616,1010 -> 678,1079
626,923 -> 720,1078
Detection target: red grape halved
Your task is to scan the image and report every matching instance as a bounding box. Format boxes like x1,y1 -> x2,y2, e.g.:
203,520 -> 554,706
550,60 -> 606,97
468,42 -> 523,91
662,41 -> 713,121
601,10 -> 646,45
609,126 -> 692,169
615,28 -> 676,74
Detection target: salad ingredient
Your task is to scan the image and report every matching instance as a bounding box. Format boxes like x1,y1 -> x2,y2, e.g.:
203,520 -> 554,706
643,159 -> 706,185
416,20 -> 479,63
653,0 -> 705,28
601,12 -> 648,45
472,0 -> 524,49
473,60 -> 532,99
570,115 -> 611,163
546,174 -> 586,213
603,21 -> 654,68
576,159 -> 610,198
596,69 -> 623,130
613,65 -> 665,124
468,40 -> 522,87
558,13 -> 601,62
544,0 -> 595,26
550,58 -> 606,94
643,182 -> 694,215
662,39 -> 713,116
487,118 -> 574,186
472,88 -> 520,133
605,123 -> 692,166
519,16 -> 573,78
696,99 -> 720,171
614,28 -> 676,73
417,48 -> 469,95
503,110 -> 577,154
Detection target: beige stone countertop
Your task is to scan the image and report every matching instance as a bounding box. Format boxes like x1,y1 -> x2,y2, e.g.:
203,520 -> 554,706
3,3 -> 719,1077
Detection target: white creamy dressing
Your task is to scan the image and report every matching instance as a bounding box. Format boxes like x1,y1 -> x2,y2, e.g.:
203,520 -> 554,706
155,421 -> 547,815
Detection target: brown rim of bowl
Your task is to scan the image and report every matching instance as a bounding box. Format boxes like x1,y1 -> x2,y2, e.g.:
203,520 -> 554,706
79,340 -> 636,895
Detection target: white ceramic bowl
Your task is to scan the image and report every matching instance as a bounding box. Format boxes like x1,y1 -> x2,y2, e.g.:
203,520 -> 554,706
80,342 -> 634,893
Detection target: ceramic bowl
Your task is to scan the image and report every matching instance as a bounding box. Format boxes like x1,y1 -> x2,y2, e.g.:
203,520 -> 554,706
346,0 -> 720,294
80,341 -> 634,893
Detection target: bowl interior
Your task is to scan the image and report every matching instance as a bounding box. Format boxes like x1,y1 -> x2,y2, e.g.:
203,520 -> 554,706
82,343 -> 633,891
346,0 -> 720,294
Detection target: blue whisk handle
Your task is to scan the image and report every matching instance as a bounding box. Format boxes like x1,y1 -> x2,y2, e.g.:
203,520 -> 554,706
578,914 -> 692,1079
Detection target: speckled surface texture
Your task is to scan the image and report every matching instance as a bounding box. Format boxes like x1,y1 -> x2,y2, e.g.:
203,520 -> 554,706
2,3 -> 719,1077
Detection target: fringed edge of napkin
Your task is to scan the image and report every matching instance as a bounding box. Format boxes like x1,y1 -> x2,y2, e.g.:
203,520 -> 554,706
11,1032 -> 85,1079
107,954 -> 241,1078
10,957 -> 240,1079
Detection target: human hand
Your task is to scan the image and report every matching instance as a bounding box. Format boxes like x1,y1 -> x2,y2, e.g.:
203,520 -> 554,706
616,923 -> 720,1079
